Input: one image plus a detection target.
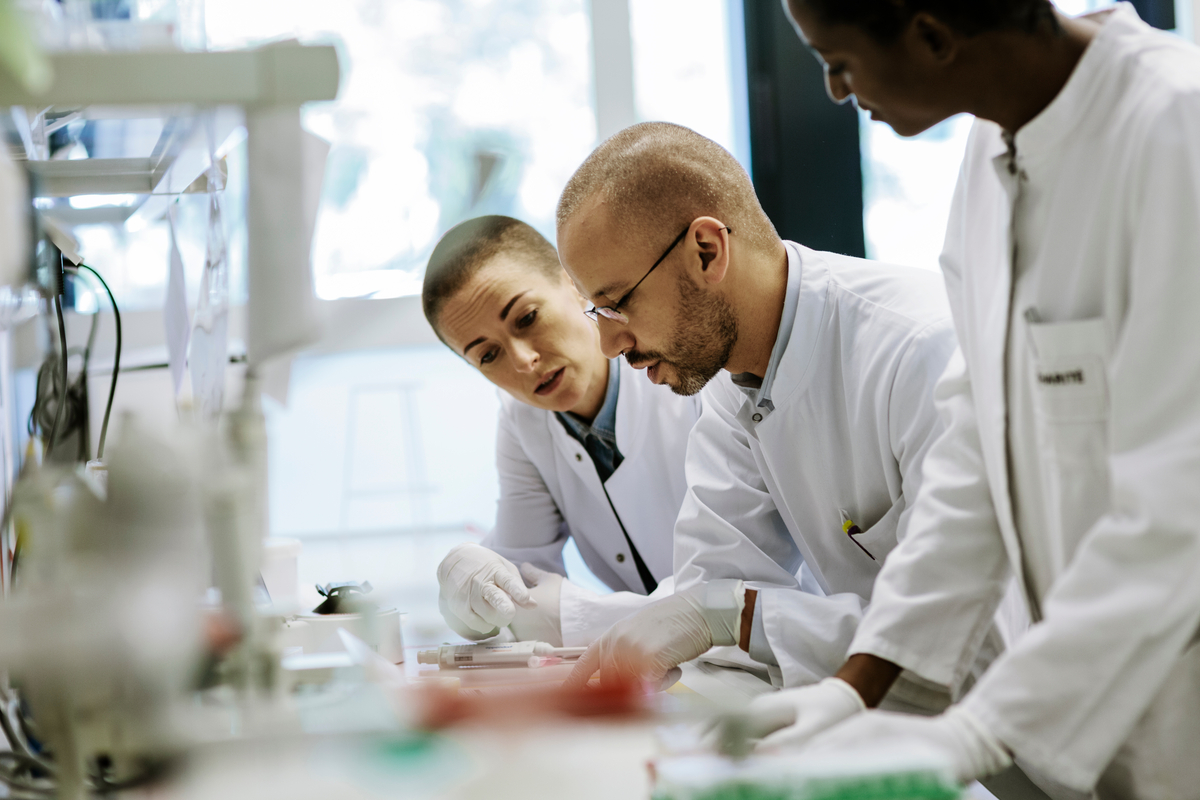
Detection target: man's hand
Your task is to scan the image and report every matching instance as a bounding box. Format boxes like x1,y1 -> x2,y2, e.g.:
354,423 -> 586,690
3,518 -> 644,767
508,563 -> 565,646
741,677 -> 867,749
802,707 -> 1012,784
563,580 -> 744,690
436,543 -> 536,639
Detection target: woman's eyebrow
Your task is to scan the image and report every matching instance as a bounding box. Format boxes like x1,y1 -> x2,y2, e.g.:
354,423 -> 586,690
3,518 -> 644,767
500,291 -> 529,321
463,336 -> 486,356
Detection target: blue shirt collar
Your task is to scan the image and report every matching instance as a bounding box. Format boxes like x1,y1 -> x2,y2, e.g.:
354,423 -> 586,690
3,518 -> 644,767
558,358 -> 620,443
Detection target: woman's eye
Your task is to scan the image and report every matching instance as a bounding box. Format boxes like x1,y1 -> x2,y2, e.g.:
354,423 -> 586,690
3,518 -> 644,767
825,62 -> 846,77
517,310 -> 537,328
480,349 -> 498,366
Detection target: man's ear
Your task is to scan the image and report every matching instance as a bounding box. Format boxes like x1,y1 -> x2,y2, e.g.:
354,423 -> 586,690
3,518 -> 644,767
906,12 -> 960,67
692,217 -> 732,286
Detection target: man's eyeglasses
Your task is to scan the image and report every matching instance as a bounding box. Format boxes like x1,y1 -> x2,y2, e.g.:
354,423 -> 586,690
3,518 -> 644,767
584,224 -> 732,324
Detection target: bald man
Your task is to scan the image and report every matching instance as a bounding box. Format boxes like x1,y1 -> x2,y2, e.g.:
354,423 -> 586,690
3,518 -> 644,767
558,123 -> 1004,711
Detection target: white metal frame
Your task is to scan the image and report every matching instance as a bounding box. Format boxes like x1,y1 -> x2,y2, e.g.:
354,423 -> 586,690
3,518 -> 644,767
0,42 -> 340,590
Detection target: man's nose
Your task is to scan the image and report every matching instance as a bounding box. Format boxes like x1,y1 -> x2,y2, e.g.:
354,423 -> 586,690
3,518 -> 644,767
597,319 -> 632,360
824,69 -> 853,105
512,339 -> 539,372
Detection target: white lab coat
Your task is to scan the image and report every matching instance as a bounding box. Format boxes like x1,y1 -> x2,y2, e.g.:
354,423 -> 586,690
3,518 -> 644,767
483,359 -> 701,646
675,242 -> 963,693
849,6 -> 1200,797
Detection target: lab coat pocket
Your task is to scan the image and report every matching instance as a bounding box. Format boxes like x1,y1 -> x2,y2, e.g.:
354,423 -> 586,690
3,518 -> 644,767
1027,317 -> 1111,551
848,499 -> 904,566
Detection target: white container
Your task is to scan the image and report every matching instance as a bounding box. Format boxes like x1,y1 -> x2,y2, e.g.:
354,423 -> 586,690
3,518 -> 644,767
297,607 -> 405,664
261,537 -> 302,611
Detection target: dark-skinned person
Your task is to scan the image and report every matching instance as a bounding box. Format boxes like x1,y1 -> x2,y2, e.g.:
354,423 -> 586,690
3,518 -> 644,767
737,2 -> 1200,798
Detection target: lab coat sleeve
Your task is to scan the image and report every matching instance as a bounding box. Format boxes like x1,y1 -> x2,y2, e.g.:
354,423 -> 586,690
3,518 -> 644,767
849,347 -> 1012,687
886,318 -> 958,550
848,139 -> 1015,691
958,100 -> 1200,791
675,381 -> 868,687
480,404 -> 570,575
558,576 -> 676,648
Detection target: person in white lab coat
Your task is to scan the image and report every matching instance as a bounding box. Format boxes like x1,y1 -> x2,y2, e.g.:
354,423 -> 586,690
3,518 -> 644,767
555,123 -> 978,700
747,2 -> 1200,798
422,216 -> 700,647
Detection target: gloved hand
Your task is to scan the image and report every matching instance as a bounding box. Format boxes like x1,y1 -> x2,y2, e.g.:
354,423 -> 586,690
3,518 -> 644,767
563,579 -> 743,690
802,706 -> 1012,785
743,677 -> 867,750
436,543 -> 536,639
508,563 -> 564,647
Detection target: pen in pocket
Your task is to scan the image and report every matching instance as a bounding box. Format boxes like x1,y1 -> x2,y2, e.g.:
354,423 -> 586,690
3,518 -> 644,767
840,508 -> 875,561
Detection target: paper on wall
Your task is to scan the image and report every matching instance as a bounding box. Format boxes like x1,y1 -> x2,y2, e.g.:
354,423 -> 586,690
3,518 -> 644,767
190,127 -> 229,422
165,206 -> 190,397
245,107 -> 328,371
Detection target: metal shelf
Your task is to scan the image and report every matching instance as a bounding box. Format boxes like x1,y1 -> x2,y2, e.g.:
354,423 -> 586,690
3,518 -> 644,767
4,41 -> 340,368
0,42 -> 339,107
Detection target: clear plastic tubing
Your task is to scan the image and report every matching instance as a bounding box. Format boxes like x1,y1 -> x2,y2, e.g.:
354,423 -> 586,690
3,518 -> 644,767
417,642 -> 588,669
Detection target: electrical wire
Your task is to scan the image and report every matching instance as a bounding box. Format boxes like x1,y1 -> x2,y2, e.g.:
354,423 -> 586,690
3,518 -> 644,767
42,293 -> 67,460
27,288 -> 96,462
28,265 -> 121,463
71,264 -> 120,461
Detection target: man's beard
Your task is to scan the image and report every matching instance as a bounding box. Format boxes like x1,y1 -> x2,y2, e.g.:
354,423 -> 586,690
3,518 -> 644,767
626,274 -> 738,397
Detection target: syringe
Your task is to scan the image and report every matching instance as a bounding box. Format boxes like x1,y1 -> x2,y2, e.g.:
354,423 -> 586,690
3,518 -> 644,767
417,641 -> 588,669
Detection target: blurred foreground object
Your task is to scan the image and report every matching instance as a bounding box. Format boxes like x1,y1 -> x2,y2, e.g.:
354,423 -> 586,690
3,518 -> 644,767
651,744 -> 963,800
0,414 -> 208,799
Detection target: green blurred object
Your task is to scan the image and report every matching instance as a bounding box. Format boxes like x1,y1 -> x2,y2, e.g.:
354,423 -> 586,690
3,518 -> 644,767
651,752 -> 963,800
0,0 -> 51,94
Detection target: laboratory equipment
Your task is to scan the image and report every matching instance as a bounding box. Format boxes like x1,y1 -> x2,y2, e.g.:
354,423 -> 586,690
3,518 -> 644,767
296,607 -> 405,664
651,746 -> 962,800
0,25 -> 341,800
417,641 -> 587,669
0,414 -> 208,799
260,536 -> 302,610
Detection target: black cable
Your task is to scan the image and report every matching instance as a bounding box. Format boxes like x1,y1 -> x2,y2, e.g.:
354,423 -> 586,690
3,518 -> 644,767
42,294 -> 67,460
61,269 -> 102,461
72,264 -> 120,460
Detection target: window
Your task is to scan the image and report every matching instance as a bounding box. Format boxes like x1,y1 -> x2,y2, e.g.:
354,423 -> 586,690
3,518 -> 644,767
629,0 -> 750,170
857,0 -> 1127,271
206,0 -> 596,300
859,113 -> 972,271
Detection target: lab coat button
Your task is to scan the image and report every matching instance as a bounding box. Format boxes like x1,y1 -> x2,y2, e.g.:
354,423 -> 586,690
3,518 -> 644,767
575,453 -> 583,462
616,553 -> 626,563
752,413 -> 763,422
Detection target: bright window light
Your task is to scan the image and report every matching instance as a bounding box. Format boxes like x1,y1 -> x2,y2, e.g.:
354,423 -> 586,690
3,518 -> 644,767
629,0 -> 747,170
859,113 -> 972,271
68,193 -> 140,209
205,0 -> 596,300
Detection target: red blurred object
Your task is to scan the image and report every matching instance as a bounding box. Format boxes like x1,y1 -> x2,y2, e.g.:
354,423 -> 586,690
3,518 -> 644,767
412,676 -> 650,731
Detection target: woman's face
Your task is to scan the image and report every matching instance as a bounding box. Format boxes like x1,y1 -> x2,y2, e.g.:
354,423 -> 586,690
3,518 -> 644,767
438,257 -> 609,416
786,0 -> 962,137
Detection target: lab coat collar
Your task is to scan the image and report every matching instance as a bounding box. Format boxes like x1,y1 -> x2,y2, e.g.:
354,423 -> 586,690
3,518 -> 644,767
730,240 -> 802,412
1010,3 -> 1142,162
734,242 -> 829,430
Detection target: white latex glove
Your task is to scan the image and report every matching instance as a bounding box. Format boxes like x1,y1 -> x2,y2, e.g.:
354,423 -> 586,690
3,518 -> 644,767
508,563 -> 564,647
745,677 -> 867,750
563,579 -> 743,690
803,706 -> 1012,785
436,543 -> 536,639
